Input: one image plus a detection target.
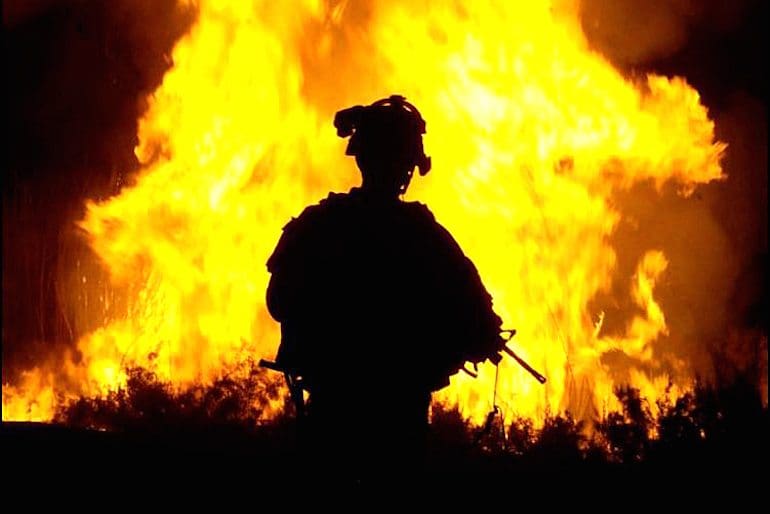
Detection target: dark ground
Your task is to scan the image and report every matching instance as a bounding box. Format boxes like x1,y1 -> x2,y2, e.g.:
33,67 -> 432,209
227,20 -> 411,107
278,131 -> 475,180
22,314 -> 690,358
1,420 -> 765,503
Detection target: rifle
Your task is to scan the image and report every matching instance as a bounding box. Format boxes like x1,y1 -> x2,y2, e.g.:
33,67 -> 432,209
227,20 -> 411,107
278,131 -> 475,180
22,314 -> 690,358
259,359 -> 306,418
500,329 -> 547,384
458,330 -> 546,384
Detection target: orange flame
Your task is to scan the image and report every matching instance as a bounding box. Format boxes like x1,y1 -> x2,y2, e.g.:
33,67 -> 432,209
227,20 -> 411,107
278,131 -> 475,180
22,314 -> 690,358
3,0 -> 724,424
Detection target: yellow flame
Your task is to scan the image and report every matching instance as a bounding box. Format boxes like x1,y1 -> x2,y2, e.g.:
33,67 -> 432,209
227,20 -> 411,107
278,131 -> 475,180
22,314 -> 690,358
2,370 -> 57,422
3,0 -> 724,425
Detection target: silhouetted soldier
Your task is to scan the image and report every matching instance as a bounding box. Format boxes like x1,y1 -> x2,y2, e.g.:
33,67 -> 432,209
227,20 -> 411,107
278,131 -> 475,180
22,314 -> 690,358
265,95 -> 505,473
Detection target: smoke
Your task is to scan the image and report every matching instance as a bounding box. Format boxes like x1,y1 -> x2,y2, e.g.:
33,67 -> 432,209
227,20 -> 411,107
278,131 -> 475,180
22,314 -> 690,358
2,0 -> 195,381
581,0 -> 768,387
579,0 -> 755,68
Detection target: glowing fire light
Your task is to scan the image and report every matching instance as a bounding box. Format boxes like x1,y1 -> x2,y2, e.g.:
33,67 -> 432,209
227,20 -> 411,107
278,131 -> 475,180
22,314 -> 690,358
3,0 -> 724,424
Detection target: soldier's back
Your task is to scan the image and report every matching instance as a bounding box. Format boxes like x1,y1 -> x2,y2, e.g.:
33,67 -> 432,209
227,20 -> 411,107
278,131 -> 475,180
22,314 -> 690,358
267,188 -> 502,394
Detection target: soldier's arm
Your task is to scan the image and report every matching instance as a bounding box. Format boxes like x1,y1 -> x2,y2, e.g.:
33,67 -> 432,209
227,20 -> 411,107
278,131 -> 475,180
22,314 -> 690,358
265,217 -> 307,322
266,272 -> 288,321
413,203 -> 505,361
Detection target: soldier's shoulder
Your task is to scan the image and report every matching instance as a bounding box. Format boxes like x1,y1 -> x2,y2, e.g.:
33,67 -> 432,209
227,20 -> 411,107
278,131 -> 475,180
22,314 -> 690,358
401,200 -> 437,223
318,190 -> 356,211
401,202 -> 472,264
284,191 -> 351,229
267,193 -> 349,271
402,201 -> 459,240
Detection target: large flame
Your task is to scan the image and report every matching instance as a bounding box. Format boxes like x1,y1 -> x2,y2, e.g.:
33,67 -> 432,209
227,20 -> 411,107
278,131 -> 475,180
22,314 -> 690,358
3,0 -> 724,424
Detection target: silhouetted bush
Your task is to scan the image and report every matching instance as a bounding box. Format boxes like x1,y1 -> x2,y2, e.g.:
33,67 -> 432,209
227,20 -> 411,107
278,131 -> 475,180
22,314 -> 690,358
506,416 -> 536,457
49,364 -> 767,475
596,386 -> 653,464
527,411 -> 590,469
429,402 -> 472,447
56,361 -> 286,435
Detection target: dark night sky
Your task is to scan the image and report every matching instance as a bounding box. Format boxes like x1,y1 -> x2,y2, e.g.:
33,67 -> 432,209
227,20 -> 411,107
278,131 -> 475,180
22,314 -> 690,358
2,0 -> 767,382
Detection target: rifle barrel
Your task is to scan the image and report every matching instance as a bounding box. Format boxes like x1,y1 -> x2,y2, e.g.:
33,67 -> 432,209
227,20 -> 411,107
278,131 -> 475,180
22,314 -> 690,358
502,346 -> 546,384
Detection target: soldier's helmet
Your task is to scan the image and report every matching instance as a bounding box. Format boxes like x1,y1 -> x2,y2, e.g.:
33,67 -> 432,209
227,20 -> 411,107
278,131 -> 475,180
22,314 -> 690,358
334,95 -> 432,195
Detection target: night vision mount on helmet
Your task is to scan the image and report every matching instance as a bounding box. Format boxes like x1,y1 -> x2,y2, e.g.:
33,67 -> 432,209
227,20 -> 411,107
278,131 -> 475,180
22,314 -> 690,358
334,95 -> 432,193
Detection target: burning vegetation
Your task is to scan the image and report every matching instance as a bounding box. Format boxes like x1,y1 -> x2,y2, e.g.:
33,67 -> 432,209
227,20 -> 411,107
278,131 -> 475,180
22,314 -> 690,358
2,0 -> 767,471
